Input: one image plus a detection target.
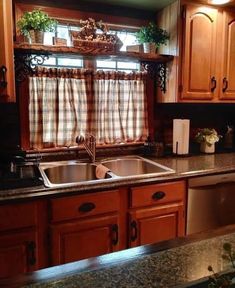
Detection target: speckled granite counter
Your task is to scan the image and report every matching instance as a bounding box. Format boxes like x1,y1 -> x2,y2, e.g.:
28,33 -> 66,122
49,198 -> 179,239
1,152 -> 235,202
2,225 -> 235,288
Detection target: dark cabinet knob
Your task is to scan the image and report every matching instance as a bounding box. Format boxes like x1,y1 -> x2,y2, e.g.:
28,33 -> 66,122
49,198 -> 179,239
152,191 -> 166,200
223,77 -> 228,92
78,202 -> 96,213
112,224 -> 119,245
27,241 -> 36,266
130,220 -> 138,242
211,76 -> 217,92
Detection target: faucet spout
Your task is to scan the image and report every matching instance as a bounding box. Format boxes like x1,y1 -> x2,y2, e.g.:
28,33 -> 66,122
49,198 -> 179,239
76,134 -> 96,163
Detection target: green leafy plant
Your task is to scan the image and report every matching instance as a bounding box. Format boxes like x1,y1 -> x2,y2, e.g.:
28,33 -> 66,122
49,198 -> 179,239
195,128 -> 221,146
17,9 -> 57,36
208,243 -> 235,288
136,22 -> 169,48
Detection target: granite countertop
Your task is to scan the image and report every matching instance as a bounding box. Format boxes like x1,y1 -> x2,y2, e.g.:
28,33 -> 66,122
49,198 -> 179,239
1,152 -> 235,202
2,225 -> 235,288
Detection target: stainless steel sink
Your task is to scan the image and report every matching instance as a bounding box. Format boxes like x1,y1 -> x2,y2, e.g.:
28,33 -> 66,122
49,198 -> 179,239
101,156 -> 175,177
39,161 -> 112,188
39,157 -> 175,188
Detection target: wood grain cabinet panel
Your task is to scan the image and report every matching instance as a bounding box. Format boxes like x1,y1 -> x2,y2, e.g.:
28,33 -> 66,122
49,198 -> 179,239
50,190 -> 120,222
220,11 -> 235,100
0,230 -> 38,279
50,190 -> 121,265
180,5 -> 218,101
0,0 -> 15,102
0,201 -> 48,279
50,215 -> 120,265
128,181 -> 186,248
129,203 -> 185,247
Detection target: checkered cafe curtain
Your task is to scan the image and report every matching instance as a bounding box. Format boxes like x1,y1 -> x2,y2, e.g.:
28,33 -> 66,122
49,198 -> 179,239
29,68 -> 149,148
92,71 -> 149,144
29,67 -> 89,149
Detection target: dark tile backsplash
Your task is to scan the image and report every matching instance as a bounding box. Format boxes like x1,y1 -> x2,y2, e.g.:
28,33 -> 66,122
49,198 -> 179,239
0,103 -> 20,151
154,103 -> 235,152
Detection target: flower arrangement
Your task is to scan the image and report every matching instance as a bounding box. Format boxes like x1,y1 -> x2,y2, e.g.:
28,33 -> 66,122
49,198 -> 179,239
136,22 -> 169,48
70,18 -> 122,52
17,9 -> 57,37
71,18 -> 116,43
195,128 -> 221,146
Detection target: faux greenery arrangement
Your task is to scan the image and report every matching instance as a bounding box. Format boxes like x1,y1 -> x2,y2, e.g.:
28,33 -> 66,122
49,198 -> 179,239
136,22 -> 169,48
17,9 -> 57,37
195,128 -> 221,146
208,243 -> 235,287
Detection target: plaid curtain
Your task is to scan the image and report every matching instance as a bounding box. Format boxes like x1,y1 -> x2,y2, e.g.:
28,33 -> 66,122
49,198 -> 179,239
29,68 -> 148,149
92,71 -> 149,144
29,67 -> 91,149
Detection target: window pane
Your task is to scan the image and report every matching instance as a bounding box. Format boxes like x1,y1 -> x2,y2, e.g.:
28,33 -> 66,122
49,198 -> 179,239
116,31 -> 137,52
117,61 -> 139,70
57,57 -> 83,67
44,32 -> 55,45
96,60 -> 116,69
57,25 -> 71,46
43,57 -> 57,66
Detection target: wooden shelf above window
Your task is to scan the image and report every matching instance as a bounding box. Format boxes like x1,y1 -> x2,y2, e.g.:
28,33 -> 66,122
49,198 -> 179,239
14,43 -> 173,93
14,43 -> 174,63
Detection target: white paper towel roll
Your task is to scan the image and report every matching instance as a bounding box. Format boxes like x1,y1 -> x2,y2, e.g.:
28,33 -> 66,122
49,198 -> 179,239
173,119 -> 190,155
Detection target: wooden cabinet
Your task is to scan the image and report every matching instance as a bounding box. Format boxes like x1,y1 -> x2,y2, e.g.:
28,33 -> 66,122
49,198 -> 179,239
158,2 -> 235,103
0,201 -> 48,279
50,190 -> 122,265
0,231 -> 37,278
0,0 -> 15,102
220,10 -> 235,100
180,5 -> 219,101
128,181 -> 186,247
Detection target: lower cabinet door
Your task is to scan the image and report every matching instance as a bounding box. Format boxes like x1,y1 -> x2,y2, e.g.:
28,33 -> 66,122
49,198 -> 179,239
0,230 -> 38,279
50,215 -> 120,265
129,203 -> 185,248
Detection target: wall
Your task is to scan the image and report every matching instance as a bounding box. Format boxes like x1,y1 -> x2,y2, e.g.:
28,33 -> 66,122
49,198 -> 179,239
0,103 -> 20,151
155,103 -> 235,153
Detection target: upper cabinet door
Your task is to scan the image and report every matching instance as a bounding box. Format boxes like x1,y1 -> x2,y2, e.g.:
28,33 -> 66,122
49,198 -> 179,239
0,0 -> 15,102
180,5 -> 218,101
220,11 -> 235,100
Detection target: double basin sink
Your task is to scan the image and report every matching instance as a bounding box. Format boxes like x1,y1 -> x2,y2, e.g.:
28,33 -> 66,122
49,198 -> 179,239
39,156 -> 175,188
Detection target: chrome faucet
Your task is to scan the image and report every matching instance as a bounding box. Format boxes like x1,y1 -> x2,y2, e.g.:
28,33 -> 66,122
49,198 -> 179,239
76,134 -> 96,163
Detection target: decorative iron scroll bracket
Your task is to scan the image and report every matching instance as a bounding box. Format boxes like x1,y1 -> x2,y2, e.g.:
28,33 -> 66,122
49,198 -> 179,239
14,52 -> 50,82
141,62 -> 167,93
0,66 -> 7,88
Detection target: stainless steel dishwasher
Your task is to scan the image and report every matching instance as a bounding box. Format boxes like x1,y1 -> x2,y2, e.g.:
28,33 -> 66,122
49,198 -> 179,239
186,172 -> 235,235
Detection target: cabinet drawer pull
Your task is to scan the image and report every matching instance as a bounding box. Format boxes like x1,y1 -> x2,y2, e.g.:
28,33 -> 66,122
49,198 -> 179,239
78,202 -> 96,213
211,76 -> 217,92
27,241 -> 36,266
130,220 -> 138,242
223,77 -> 228,92
111,224 -> 119,245
152,191 -> 166,200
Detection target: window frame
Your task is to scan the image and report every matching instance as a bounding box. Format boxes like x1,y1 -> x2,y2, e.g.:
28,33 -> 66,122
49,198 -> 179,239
15,2 -> 154,153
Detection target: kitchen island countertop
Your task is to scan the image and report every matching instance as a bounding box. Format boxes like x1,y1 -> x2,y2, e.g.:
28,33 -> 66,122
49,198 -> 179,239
1,225 -> 235,288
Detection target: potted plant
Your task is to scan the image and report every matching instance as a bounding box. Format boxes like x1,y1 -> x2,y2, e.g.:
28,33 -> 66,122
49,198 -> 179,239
17,9 -> 57,44
195,128 -> 221,153
136,22 -> 169,54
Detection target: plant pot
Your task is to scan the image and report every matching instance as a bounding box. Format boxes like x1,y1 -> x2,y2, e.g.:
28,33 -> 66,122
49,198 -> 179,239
200,142 -> 215,153
29,30 -> 44,44
143,42 -> 156,54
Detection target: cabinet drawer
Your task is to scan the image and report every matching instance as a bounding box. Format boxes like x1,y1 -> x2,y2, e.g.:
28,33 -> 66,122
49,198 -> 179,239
0,202 -> 38,232
130,181 -> 186,208
50,190 -> 120,222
